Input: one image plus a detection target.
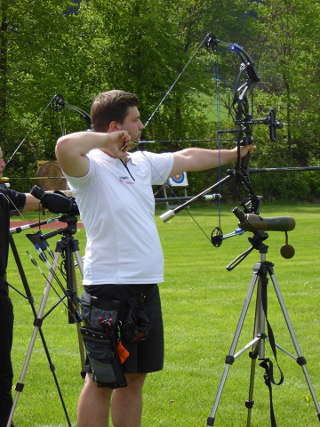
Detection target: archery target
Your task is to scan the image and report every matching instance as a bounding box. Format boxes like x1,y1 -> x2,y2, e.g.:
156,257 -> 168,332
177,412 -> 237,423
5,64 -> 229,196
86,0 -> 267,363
168,172 -> 188,187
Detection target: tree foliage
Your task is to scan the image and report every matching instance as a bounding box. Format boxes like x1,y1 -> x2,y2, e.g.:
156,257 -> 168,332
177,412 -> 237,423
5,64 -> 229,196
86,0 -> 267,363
1,0 -> 320,198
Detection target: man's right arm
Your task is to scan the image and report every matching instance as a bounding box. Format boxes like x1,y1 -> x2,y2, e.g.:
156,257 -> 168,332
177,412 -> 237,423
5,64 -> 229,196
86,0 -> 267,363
55,131 -> 130,178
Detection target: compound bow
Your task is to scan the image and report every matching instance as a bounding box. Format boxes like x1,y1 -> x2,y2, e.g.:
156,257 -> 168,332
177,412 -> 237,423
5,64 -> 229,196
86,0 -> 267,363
160,34 -> 283,247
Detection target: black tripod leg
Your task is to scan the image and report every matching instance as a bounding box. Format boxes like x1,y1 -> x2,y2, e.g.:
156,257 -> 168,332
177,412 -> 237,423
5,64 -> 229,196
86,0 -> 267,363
62,239 -> 86,373
72,250 -> 86,374
269,271 -> 320,421
207,267 -> 260,426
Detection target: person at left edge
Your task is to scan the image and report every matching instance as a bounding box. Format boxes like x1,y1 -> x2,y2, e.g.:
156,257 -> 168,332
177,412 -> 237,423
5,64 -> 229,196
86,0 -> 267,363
0,146 -> 43,427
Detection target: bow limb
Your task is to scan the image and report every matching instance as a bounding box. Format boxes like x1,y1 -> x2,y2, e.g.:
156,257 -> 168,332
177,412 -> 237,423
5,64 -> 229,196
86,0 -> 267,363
144,32 -> 211,129
6,96 -> 56,167
7,95 -> 91,168
6,95 -> 89,220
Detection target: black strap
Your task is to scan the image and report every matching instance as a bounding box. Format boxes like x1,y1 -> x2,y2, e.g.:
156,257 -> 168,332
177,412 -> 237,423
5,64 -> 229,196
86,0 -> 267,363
259,359 -> 278,427
265,317 -> 284,385
260,270 -> 284,386
258,266 -> 284,426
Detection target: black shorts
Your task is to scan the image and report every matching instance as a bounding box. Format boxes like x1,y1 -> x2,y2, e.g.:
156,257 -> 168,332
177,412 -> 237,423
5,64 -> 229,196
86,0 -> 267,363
83,284 -> 164,374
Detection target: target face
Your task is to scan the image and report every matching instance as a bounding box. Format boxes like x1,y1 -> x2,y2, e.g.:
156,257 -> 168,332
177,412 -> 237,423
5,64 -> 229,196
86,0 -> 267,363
171,173 -> 185,184
168,172 -> 188,187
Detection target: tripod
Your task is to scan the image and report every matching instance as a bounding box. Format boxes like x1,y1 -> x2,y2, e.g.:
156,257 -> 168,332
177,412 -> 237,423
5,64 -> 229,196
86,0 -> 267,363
207,231 -> 320,426
7,214 -> 85,427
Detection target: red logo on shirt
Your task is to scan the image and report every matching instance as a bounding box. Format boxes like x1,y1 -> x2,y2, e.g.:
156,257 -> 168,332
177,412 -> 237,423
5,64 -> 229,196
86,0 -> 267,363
119,176 -> 135,184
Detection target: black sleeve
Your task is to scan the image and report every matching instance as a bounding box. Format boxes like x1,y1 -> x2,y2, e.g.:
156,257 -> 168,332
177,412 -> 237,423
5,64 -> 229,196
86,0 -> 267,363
0,186 -> 26,282
0,194 -> 10,281
0,185 -> 26,211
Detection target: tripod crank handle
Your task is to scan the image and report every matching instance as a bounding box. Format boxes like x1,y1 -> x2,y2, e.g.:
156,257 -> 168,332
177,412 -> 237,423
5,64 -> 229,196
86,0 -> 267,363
226,246 -> 254,271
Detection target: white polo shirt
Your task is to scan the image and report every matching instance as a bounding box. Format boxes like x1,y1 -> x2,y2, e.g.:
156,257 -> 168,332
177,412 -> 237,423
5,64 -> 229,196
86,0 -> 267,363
66,149 -> 174,285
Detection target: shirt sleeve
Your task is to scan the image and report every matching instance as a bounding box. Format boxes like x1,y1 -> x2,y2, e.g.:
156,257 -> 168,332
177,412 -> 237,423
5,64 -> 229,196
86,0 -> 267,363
63,155 -> 96,192
2,188 -> 26,210
142,151 -> 174,185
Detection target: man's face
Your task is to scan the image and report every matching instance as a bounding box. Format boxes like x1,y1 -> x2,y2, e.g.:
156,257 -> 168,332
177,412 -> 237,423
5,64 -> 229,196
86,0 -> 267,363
118,106 -> 144,143
0,148 -> 6,177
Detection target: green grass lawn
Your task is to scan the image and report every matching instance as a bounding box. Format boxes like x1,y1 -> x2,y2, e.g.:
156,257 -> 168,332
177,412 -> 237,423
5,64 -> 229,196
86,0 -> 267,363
7,203 -> 320,426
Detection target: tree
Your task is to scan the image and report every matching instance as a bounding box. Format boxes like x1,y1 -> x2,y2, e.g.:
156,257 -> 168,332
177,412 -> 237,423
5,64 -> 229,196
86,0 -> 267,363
0,0 -> 9,145
239,0 -> 320,199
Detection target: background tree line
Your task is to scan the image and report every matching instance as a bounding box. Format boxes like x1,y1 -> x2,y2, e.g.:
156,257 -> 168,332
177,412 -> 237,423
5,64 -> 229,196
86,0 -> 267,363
1,0 -> 320,200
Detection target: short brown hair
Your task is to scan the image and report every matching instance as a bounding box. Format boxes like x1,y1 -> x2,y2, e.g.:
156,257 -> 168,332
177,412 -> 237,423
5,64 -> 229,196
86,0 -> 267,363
90,90 -> 139,131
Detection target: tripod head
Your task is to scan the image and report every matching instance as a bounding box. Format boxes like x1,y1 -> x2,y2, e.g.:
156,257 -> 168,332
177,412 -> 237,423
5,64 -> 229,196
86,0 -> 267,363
226,229 -> 268,271
226,207 -> 296,271
57,213 -> 78,236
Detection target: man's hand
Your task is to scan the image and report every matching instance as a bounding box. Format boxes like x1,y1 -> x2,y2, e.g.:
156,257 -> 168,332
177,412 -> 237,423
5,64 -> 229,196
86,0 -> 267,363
103,130 -> 131,161
235,145 -> 256,158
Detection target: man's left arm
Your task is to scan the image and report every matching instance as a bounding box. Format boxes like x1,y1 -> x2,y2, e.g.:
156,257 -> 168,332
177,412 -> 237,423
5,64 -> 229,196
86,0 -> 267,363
170,146 -> 253,176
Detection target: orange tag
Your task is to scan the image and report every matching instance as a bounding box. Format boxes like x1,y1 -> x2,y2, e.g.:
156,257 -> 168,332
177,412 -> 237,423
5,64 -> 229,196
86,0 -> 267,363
117,341 -> 130,364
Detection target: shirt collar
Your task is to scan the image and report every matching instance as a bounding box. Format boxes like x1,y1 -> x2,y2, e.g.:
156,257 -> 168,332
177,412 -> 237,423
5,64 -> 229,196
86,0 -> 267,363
126,152 -> 137,165
94,149 -> 137,166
